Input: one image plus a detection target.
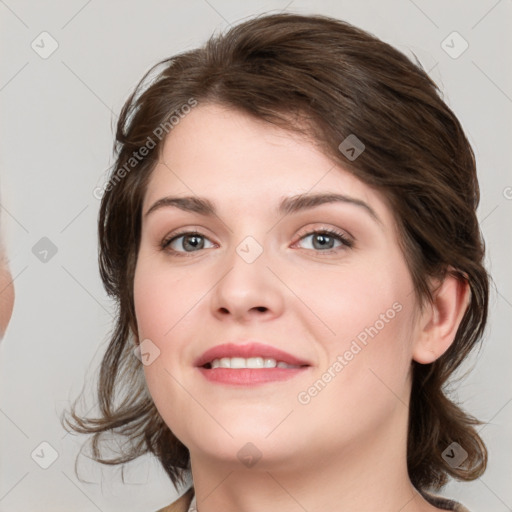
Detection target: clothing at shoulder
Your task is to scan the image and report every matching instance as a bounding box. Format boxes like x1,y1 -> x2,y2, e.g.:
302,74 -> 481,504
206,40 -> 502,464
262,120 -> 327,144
156,487 -> 195,512
156,487 -> 471,512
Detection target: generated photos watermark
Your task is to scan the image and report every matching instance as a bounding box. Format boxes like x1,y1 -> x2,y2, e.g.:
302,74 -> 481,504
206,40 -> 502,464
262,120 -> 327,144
93,98 -> 198,200
297,301 -> 403,405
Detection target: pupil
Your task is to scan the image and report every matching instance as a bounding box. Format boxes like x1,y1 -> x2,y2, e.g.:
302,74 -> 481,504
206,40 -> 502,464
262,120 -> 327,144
314,234 -> 333,250
185,235 -> 203,251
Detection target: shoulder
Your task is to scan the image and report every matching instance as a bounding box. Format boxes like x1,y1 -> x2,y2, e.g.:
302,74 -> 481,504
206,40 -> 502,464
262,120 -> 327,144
156,487 -> 195,512
155,487 -> 472,512
421,489 -> 471,512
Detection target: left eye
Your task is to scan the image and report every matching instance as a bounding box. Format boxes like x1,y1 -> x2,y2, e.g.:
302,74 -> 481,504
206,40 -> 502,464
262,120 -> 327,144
296,230 -> 352,251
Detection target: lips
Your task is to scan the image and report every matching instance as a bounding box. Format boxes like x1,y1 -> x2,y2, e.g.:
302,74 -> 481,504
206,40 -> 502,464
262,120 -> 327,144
194,342 -> 311,368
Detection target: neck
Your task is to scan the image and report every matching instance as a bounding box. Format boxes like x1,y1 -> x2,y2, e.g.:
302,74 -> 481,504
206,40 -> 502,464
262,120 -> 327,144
187,408 -> 436,512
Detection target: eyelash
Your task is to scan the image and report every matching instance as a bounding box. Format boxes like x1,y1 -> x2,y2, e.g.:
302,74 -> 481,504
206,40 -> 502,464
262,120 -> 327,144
160,227 -> 354,257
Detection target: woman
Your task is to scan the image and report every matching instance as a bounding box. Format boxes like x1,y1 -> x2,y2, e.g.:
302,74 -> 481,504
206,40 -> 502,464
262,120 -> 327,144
66,13 -> 489,512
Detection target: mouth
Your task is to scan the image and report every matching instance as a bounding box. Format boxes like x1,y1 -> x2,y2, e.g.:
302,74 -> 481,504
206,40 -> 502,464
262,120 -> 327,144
202,357 -> 305,370
195,342 -> 311,386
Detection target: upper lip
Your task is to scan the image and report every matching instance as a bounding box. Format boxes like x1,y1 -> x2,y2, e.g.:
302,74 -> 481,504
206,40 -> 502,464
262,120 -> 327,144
195,342 -> 311,367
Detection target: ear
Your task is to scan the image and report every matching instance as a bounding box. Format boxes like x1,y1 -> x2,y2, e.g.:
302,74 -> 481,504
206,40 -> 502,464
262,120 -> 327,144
412,269 -> 471,364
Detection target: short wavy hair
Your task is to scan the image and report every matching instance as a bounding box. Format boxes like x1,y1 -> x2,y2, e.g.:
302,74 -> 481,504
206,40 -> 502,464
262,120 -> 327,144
65,12 -> 489,492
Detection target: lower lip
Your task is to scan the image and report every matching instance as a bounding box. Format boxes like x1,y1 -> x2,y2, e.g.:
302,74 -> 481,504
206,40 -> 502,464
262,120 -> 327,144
197,367 -> 309,385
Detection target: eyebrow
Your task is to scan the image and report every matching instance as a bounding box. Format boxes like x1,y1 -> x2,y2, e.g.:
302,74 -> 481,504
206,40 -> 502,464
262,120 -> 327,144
144,192 -> 382,226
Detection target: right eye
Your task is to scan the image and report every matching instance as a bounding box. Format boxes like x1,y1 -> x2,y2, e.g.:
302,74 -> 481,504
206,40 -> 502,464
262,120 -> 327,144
161,231 -> 216,256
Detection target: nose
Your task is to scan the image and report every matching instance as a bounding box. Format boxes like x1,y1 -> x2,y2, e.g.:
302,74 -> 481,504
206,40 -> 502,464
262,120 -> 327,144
210,239 -> 285,324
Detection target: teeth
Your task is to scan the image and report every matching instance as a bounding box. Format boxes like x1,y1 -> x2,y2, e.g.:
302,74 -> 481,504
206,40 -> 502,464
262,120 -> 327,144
209,357 -> 298,369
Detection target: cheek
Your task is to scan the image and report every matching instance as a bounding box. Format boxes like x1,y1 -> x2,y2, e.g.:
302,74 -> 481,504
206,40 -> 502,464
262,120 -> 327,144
296,293 -> 414,445
133,260 -> 194,437
296,258 -> 415,396
133,257 -> 209,415
293,258 -> 409,345
133,255 -> 201,340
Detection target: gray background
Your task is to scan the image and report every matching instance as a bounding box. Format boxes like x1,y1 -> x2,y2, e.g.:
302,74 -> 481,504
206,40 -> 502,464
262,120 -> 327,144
1,0 -> 511,510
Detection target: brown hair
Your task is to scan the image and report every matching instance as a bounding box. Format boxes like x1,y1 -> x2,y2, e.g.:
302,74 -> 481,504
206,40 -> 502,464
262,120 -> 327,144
65,12 -> 489,492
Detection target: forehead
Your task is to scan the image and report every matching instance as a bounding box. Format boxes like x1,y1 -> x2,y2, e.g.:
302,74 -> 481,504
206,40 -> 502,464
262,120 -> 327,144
143,103 -> 393,226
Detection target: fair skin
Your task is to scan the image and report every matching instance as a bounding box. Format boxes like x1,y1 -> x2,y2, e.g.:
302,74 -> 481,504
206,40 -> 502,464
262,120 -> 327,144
0,244 -> 15,341
134,103 -> 469,512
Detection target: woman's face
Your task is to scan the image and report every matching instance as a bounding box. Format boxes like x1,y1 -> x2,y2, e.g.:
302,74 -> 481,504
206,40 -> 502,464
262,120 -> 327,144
134,103 -> 421,468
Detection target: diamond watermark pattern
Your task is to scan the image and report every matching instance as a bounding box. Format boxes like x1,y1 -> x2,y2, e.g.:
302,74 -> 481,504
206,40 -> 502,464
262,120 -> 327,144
442,442 -> 468,468
32,237 -> 58,263
237,442 -> 262,468
133,338 -> 161,366
441,32 -> 469,59
31,441 -> 59,469
338,134 -> 365,161
31,31 -> 59,59
236,236 -> 263,264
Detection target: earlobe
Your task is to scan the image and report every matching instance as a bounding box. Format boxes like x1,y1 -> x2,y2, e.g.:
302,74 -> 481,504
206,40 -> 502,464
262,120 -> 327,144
412,269 -> 471,365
